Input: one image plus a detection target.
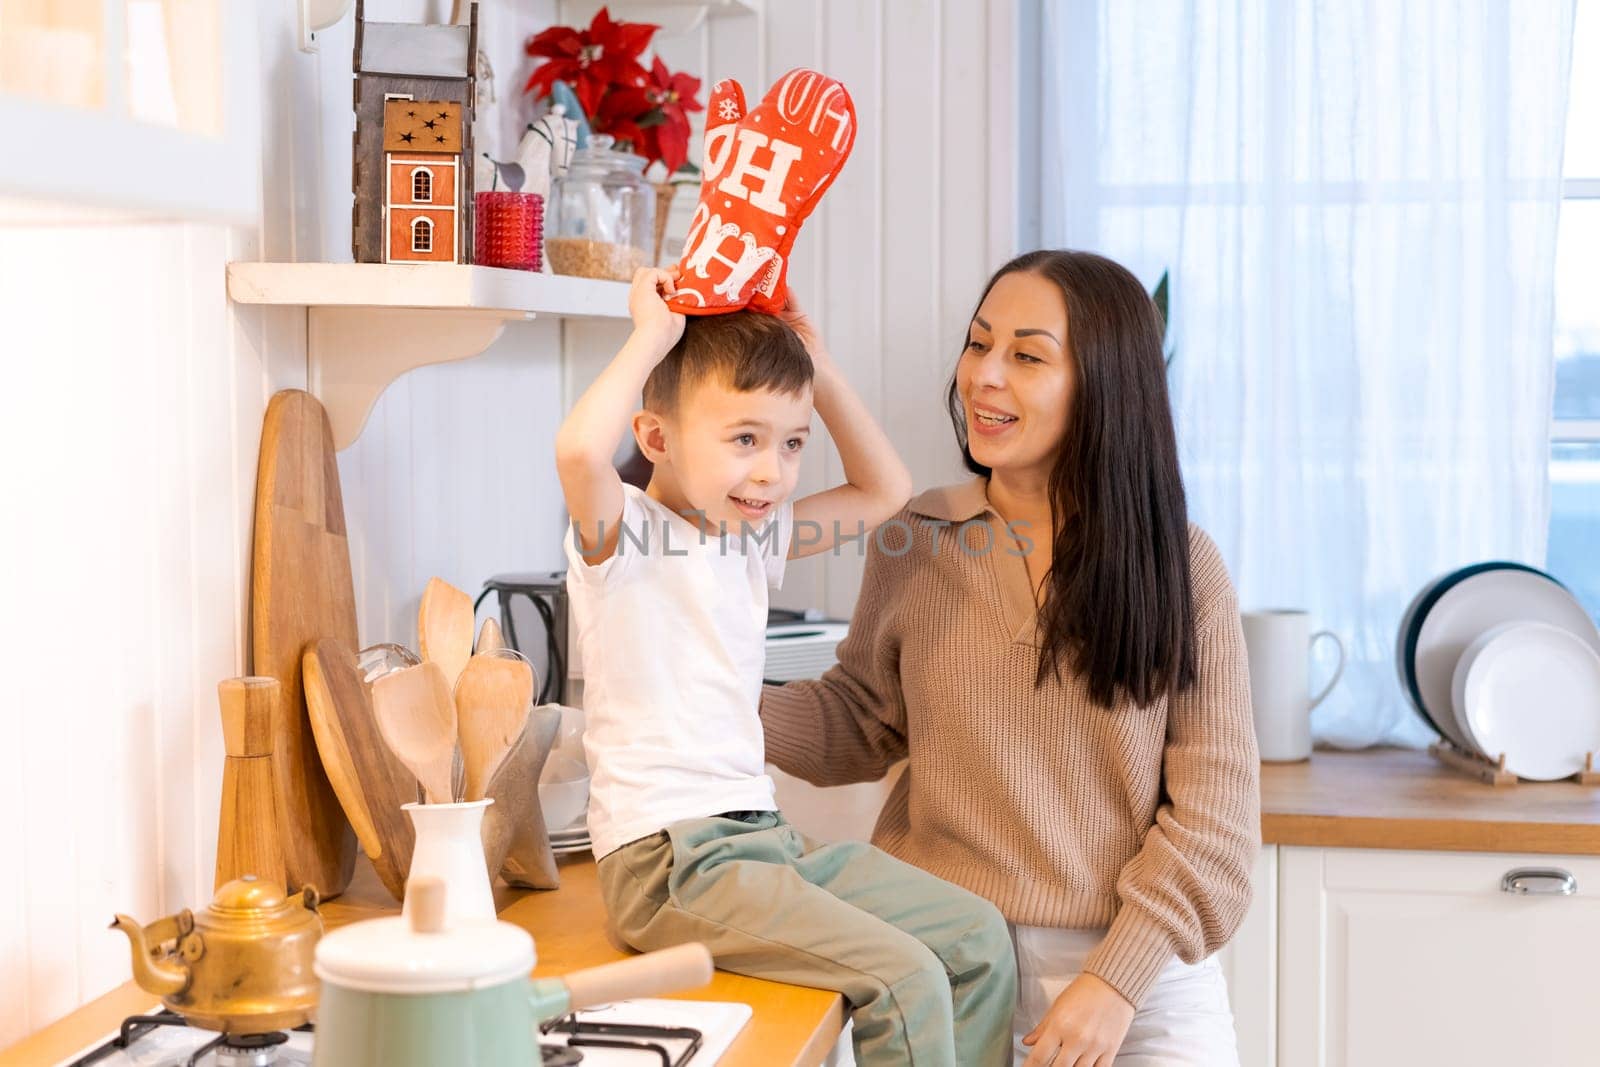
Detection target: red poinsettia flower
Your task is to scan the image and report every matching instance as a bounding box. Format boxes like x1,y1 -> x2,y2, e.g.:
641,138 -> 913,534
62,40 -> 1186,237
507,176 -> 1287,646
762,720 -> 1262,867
590,85 -> 653,154
523,6 -> 656,118
634,57 -> 703,173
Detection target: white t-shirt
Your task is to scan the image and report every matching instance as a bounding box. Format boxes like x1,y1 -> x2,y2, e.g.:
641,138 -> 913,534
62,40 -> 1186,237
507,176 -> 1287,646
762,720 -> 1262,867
563,484 -> 791,859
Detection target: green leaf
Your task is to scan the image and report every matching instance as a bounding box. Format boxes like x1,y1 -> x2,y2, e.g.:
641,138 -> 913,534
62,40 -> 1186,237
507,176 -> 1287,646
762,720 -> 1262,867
1152,270 -> 1175,372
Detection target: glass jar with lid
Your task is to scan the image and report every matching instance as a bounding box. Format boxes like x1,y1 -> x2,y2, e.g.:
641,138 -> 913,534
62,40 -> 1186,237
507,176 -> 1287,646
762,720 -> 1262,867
546,135 -> 655,281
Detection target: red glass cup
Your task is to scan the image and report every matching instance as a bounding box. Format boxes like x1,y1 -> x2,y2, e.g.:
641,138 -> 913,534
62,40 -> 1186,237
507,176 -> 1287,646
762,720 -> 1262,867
474,191 -> 544,271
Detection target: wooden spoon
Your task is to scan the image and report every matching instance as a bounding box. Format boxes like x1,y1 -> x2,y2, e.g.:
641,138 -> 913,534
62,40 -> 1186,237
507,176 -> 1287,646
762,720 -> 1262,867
456,652 -> 535,802
372,661 -> 457,804
476,616 -> 505,654
418,577 -> 474,691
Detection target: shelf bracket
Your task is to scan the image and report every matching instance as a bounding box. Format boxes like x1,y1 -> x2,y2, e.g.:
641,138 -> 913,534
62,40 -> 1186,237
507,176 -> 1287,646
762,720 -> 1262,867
307,306 -> 528,449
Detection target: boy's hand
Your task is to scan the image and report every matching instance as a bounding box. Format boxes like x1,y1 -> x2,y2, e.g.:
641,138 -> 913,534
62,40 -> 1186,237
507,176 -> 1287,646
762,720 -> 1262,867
629,267 -> 687,353
778,291 -> 833,368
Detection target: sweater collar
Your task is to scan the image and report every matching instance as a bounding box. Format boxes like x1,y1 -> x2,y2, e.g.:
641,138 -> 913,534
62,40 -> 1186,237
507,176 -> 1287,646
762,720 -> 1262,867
906,476 -> 992,522
907,476 -> 1042,648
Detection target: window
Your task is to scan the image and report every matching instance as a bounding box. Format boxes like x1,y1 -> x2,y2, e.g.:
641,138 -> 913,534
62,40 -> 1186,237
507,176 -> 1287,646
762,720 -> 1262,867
412,167 -> 432,203
1548,0 -> 1600,621
411,217 -> 433,253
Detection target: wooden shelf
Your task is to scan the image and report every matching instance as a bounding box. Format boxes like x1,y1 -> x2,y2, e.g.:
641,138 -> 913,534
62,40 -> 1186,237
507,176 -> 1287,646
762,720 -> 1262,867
226,263 -> 630,449
583,0 -> 759,36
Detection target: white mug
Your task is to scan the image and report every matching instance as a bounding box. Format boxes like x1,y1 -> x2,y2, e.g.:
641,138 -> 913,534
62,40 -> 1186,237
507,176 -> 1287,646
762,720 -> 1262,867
1241,610 -> 1345,762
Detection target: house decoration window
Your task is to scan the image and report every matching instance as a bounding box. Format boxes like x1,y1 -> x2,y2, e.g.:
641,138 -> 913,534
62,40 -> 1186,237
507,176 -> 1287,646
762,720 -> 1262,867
412,167 -> 432,203
411,217 -> 433,253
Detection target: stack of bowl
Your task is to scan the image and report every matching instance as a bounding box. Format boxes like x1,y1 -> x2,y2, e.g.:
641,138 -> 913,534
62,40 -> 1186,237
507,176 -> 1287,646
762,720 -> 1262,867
538,704 -> 592,853
1397,563 -> 1600,780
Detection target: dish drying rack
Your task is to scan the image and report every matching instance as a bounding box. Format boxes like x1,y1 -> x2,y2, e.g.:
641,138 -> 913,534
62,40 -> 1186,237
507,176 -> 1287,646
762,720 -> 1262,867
1427,739 -> 1600,787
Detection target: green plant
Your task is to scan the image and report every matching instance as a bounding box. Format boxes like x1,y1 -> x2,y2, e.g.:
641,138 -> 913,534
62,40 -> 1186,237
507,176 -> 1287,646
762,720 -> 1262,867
1152,269 -> 1174,368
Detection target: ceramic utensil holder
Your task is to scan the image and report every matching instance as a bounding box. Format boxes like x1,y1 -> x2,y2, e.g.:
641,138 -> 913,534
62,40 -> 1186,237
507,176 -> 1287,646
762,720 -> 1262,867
403,799 -> 495,926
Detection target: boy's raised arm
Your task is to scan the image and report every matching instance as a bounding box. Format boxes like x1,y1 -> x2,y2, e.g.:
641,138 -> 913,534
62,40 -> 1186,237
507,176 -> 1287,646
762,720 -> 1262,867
555,268 -> 684,565
783,297 -> 914,560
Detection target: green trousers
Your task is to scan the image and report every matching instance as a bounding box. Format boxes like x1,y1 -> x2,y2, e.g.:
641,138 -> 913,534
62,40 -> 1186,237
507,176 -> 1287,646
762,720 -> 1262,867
597,811 -> 1017,1067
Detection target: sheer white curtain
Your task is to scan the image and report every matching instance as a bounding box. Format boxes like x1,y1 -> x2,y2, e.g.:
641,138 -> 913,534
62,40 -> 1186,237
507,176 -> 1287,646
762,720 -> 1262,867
1037,0 -> 1576,746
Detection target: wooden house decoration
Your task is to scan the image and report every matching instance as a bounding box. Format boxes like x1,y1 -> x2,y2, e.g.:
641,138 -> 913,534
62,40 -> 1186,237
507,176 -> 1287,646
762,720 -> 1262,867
352,1 -> 478,264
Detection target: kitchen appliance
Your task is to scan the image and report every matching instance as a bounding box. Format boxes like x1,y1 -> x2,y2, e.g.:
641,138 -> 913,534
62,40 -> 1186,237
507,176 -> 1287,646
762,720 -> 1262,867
311,877 -> 712,1067
109,876 -> 322,1035
763,614 -> 849,683
1240,609 -> 1345,762
481,573 -> 569,705
58,1000 -> 753,1066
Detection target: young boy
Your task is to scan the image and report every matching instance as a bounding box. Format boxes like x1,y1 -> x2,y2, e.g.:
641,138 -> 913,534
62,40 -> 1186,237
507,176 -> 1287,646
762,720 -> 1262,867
554,268 -> 1017,1066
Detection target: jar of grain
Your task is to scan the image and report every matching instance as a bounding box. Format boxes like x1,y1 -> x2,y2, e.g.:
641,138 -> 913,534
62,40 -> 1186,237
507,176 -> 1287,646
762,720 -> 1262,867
546,135 -> 654,281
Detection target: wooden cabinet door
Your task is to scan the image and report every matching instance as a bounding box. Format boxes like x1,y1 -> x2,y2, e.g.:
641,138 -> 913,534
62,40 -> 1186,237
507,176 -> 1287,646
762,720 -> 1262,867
1279,846 -> 1600,1067
1215,845 -> 1278,1067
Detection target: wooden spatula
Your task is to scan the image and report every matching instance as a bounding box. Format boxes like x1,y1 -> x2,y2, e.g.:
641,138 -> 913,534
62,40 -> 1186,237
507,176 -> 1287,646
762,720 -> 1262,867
476,616 -> 505,654
372,660 -> 458,805
456,652 -> 535,802
418,577 -> 474,691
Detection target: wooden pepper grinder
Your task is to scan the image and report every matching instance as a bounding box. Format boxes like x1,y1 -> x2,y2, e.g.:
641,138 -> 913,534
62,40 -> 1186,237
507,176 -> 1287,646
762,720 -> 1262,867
216,677 -> 287,891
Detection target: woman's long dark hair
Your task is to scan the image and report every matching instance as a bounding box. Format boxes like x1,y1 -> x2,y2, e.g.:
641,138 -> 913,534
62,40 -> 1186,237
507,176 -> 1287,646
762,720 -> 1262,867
947,249 -> 1196,708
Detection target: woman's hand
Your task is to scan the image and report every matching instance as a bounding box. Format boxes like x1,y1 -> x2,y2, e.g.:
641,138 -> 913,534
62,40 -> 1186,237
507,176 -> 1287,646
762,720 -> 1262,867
1020,973 -> 1135,1067
628,267 -> 686,354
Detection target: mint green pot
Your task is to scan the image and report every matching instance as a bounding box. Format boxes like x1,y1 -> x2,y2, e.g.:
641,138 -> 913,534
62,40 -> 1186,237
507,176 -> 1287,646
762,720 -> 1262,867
311,878 -> 561,1067
313,973 -> 573,1067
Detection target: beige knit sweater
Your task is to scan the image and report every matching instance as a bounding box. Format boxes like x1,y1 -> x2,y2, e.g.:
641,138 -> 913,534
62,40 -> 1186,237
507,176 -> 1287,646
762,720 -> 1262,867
760,477 -> 1261,1007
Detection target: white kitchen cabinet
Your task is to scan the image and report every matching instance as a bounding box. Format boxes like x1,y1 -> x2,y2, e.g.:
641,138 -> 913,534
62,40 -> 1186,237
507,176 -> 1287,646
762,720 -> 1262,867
1278,846 -> 1600,1067
1216,846 -> 1278,1067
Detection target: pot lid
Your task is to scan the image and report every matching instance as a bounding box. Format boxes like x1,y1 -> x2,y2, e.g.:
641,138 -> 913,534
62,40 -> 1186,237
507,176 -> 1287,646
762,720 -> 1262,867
314,879 -> 535,994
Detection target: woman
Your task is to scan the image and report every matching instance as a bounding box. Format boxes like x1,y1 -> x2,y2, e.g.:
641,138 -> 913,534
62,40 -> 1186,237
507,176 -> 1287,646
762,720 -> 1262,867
761,249 -> 1259,1066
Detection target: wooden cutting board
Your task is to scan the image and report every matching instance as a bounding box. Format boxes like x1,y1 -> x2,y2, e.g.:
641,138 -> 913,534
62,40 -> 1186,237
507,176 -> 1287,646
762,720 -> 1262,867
304,638 -> 417,902
251,390 -> 358,897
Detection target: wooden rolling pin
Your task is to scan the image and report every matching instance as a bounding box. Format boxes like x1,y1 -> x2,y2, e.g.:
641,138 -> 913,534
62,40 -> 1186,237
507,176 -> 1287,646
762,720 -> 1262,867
216,677 -> 287,891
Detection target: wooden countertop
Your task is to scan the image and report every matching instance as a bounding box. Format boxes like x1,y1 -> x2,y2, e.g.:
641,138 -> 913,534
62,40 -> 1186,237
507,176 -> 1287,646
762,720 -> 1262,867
1,855 -> 843,1067
1261,747 -> 1600,854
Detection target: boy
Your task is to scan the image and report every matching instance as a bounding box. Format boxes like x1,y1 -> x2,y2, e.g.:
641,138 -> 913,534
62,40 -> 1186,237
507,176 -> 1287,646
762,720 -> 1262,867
554,268 -> 1017,1066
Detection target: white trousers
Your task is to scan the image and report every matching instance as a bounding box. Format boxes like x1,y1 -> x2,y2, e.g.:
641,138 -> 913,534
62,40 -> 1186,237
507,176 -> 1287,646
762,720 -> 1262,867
1011,924 -> 1241,1067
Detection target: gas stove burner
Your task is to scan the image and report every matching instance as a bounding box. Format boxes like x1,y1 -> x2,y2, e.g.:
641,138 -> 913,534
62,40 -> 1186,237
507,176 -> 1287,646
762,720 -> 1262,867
207,1030 -> 290,1067
541,1013 -> 704,1067
68,1010 -> 311,1067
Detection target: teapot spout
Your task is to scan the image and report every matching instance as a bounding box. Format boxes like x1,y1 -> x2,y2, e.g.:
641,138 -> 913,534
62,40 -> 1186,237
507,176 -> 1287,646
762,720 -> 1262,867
110,914 -> 190,997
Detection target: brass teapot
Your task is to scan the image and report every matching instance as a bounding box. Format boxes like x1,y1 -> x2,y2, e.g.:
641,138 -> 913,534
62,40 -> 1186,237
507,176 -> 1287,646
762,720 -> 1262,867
111,875 -> 322,1032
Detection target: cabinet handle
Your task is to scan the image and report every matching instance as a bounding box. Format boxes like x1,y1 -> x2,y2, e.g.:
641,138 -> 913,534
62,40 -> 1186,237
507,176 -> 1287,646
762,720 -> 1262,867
1500,867 -> 1577,896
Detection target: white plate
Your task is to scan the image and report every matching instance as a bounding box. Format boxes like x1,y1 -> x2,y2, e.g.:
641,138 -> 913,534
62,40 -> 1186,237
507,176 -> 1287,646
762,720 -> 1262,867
1412,568 -> 1600,749
1395,571 -> 1449,734
1451,621 -> 1600,780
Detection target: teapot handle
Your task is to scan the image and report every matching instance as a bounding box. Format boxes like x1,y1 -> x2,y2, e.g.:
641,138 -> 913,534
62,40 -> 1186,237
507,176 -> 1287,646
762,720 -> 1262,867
301,886 -> 321,912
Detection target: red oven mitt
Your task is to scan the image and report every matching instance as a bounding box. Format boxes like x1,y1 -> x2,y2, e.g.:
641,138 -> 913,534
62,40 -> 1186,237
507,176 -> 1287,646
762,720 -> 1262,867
667,69 -> 856,315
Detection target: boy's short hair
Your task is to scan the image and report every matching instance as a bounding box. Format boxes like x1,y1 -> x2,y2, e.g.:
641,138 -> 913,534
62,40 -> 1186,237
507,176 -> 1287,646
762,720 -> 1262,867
643,312 -> 814,415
